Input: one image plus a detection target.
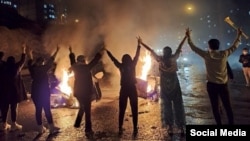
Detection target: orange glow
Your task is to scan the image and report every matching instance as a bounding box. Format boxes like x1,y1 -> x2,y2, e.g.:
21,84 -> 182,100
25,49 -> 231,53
140,51 -> 153,92
58,69 -> 74,97
140,51 -> 152,81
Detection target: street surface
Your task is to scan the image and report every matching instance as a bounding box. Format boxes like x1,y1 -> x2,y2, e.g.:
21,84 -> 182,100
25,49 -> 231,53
0,65 -> 249,141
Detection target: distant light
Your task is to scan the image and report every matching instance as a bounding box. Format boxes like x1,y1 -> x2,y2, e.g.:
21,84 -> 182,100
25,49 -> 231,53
183,58 -> 188,61
227,43 -> 231,46
207,15 -> 210,18
227,30 -> 231,33
75,19 -> 79,23
187,7 -> 192,10
249,11 -> 250,15
207,20 -> 211,23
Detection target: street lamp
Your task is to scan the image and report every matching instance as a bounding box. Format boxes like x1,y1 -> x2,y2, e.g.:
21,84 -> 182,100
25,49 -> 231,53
61,14 -> 65,23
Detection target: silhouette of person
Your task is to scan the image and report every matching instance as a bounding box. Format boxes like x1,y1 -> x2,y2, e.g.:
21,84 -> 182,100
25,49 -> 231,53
106,38 -> 141,135
0,44 -> 27,131
0,51 -> 6,122
239,47 -> 250,87
139,35 -> 187,135
27,46 -> 60,134
68,46 -> 102,136
186,28 -> 242,125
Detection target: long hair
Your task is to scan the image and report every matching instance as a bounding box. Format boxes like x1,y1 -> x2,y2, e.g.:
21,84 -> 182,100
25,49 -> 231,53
163,47 -> 172,67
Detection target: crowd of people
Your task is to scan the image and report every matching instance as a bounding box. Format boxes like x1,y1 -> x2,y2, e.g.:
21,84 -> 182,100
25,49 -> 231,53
0,27 -> 246,138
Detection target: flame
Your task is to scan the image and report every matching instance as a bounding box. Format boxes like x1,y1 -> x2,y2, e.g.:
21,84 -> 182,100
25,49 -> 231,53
58,69 -> 74,97
140,51 -> 152,81
140,51 -> 153,93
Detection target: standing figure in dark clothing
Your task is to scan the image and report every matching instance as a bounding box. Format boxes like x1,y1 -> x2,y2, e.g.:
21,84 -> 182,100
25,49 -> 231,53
0,45 -> 27,131
139,36 -> 187,135
69,46 -> 102,135
106,38 -> 141,135
28,46 -> 60,134
239,47 -> 250,87
0,51 -> 6,121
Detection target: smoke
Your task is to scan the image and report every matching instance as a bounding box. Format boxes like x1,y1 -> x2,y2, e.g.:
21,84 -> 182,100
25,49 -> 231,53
41,0 -> 190,89
2,0 -> 246,89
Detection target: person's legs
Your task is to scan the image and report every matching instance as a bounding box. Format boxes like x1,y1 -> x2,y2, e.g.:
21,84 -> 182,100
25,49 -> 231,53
243,67 -> 250,86
128,86 -> 138,133
10,102 -> 22,130
207,82 -> 221,125
219,84 -> 234,124
0,102 -> 10,130
33,98 -> 46,133
246,67 -> 250,86
43,97 -> 53,124
161,95 -> 174,127
1,102 -> 9,123
119,87 -> 128,131
74,97 -> 85,128
10,103 -> 18,123
173,89 -> 186,129
83,99 -> 92,132
33,98 -> 43,125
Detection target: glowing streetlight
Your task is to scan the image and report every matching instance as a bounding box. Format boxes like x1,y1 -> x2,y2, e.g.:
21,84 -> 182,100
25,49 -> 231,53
61,14 -> 65,23
185,4 -> 195,15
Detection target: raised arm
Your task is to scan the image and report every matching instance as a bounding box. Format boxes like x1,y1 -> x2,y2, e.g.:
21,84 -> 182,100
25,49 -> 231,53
139,38 -> 161,62
88,52 -> 102,69
45,45 -> 60,68
173,36 -> 187,59
69,46 -> 76,65
133,39 -> 141,65
186,28 -> 207,57
17,43 -> 26,69
224,28 -> 242,56
27,48 -> 34,67
106,50 -> 121,68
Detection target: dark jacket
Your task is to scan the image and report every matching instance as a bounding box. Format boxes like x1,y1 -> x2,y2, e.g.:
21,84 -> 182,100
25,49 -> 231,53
0,60 -> 6,103
239,54 -> 250,67
28,57 -> 55,100
107,45 -> 141,87
69,52 -> 101,99
3,54 -> 27,103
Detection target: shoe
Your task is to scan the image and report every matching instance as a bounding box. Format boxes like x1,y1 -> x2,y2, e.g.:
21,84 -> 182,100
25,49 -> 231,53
48,124 -> 60,134
11,122 -> 22,131
0,122 -> 11,131
38,125 -> 47,134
